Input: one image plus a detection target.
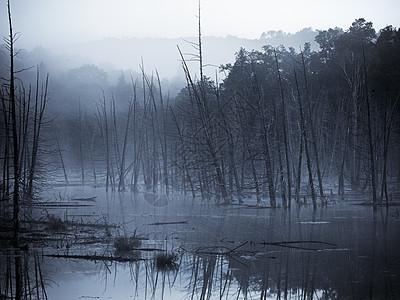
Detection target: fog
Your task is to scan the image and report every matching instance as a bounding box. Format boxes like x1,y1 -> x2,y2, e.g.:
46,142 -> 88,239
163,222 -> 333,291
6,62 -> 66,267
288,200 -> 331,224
1,0 -> 398,81
1,0 -> 399,46
1,1 -> 400,299
46,30 -> 318,80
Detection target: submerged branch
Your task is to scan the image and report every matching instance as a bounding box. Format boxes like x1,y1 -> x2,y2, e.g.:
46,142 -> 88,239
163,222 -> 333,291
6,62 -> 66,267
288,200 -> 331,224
261,240 -> 338,251
195,240 -> 338,255
45,253 -> 147,262
148,221 -> 189,226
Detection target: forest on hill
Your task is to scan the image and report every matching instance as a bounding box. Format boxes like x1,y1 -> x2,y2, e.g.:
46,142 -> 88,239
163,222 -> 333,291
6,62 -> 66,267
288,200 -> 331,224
1,17 -> 399,208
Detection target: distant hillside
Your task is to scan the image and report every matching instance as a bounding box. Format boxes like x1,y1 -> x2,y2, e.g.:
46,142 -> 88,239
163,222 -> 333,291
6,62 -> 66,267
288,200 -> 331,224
52,28 -> 319,80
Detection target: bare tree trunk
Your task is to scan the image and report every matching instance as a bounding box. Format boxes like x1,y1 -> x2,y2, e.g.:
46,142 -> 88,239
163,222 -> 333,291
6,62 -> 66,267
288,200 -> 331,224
274,50 -> 292,207
111,98 -> 121,178
177,46 -> 229,203
85,111 -> 97,184
295,124 -> 303,204
7,0 -> 21,251
362,45 -> 377,205
338,107 -> 351,199
249,149 -> 261,204
294,69 -> 317,209
177,2 -> 229,202
229,134 -> 242,202
118,98 -> 134,191
220,103 -> 242,202
101,91 -> 111,191
27,73 -> 48,197
1,92 -> 10,200
18,85 -> 31,187
260,115 -> 276,208
144,70 -> 169,193
130,77 -> 142,192
171,108 -> 196,198
301,51 -> 324,202
78,101 -> 85,184
156,72 -> 169,195
56,136 -> 68,184
254,84 -> 276,207
6,4 -> 24,299
380,95 -> 399,205
272,97 -> 287,207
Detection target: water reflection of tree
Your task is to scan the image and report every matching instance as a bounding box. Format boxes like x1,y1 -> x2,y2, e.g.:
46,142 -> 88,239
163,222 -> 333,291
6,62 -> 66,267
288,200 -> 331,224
2,204 -> 398,299
1,251 -> 47,299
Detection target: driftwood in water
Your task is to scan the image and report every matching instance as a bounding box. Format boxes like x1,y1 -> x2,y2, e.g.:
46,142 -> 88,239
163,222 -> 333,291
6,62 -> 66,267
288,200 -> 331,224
71,196 -> 97,202
45,253 -> 147,262
148,221 -> 188,226
195,240 -> 338,255
261,240 -> 338,251
24,219 -> 119,229
195,241 -> 249,255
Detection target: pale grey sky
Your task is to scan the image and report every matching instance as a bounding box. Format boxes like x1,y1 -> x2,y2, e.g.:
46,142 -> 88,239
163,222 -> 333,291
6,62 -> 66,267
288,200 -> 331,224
1,0 -> 399,49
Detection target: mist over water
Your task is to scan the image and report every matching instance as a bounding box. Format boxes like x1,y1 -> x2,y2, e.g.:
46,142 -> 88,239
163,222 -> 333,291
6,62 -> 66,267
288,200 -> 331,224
21,187 -> 400,299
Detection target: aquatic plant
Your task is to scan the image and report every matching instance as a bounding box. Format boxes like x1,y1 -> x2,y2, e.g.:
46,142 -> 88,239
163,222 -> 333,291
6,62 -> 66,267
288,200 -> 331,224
155,252 -> 178,271
114,234 -> 142,252
47,215 -> 67,231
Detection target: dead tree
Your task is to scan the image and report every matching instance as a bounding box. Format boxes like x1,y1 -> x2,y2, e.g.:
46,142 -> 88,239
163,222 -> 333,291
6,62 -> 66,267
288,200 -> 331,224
25,71 -> 49,198
294,68 -> 317,209
301,51 -> 324,202
5,0 -> 21,246
5,2 -> 22,298
176,2 -> 229,202
56,135 -> 68,184
118,97 -> 134,191
362,44 -> 377,205
274,49 -> 292,207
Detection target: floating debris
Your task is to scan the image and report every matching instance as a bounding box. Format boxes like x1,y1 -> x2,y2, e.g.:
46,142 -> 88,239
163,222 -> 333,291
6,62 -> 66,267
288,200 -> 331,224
148,221 -> 188,226
299,221 -> 330,225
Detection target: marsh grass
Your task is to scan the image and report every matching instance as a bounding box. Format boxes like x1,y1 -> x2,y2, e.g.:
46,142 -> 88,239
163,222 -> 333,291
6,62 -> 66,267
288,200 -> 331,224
114,232 -> 142,253
155,252 -> 179,271
47,215 -> 67,231
114,236 -> 141,251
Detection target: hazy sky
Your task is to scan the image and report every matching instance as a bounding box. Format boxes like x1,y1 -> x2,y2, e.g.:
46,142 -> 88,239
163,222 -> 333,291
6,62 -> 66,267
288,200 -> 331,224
1,0 -> 399,49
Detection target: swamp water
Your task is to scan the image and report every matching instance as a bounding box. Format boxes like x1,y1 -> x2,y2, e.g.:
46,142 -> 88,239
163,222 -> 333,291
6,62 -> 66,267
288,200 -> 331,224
1,185 -> 400,299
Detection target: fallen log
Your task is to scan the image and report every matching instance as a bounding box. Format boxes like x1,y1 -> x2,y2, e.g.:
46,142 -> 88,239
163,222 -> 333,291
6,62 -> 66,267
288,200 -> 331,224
260,240 -> 338,251
148,221 -> 188,226
195,241 -> 248,255
71,196 -> 97,202
45,253 -> 147,262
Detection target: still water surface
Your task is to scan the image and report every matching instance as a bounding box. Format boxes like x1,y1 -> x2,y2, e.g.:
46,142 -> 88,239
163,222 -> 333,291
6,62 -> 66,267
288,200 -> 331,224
3,186 -> 400,299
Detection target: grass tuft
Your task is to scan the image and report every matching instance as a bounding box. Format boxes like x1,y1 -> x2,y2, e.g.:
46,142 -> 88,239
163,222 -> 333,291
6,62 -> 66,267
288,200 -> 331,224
47,215 -> 67,231
155,252 -> 179,271
114,234 -> 142,252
